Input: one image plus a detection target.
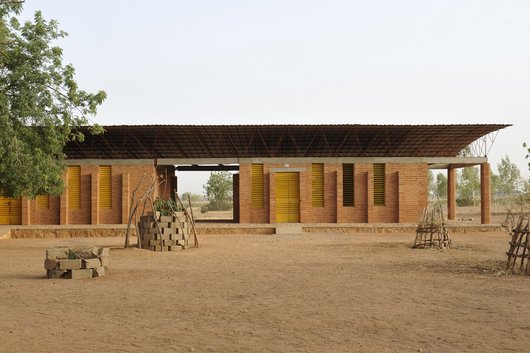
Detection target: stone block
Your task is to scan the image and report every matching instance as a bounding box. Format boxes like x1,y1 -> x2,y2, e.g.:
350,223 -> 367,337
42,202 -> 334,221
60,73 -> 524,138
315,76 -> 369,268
171,234 -> 184,240
148,227 -> 159,234
100,255 -> 110,266
159,216 -> 173,223
82,258 -> 102,269
92,266 -> 106,277
161,227 -> 175,235
59,259 -> 82,270
149,239 -> 162,246
46,247 -> 70,260
44,259 -> 59,270
156,233 -> 171,240
69,269 -> 93,279
99,248 -> 110,257
163,239 -> 176,246
168,245 -> 183,251
46,269 -> 67,279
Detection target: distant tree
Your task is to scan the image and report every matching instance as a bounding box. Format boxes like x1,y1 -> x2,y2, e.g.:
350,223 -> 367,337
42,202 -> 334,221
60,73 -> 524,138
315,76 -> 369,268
523,142 -> 530,171
181,192 -> 203,203
496,155 -> 525,196
203,171 -> 233,211
457,166 -> 480,206
0,3 -> 106,198
435,173 -> 448,200
428,171 -> 435,199
490,172 -> 501,205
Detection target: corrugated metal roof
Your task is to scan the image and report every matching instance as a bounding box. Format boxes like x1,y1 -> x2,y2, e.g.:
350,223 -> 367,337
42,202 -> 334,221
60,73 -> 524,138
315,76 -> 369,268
64,124 -> 510,159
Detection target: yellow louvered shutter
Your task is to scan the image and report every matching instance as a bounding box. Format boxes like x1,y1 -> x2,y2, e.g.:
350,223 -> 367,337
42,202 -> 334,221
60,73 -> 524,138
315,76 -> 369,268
67,166 -> 81,209
99,166 -> 112,209
0,197 -> 21,225
312,163 -> 324,207
251,164 -> 264,208
373,163 -> 385,206
37,195 -> 49,209
343,164 -> 354,207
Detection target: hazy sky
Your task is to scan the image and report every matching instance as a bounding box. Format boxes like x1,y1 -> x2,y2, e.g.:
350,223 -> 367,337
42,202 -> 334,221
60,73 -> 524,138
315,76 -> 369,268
20,0 -> 530,194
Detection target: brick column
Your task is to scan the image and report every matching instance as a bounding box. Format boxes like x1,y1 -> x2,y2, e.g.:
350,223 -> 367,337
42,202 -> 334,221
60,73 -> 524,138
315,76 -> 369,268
91,172 -> 99,225
447,167 -> 456,221
480,163 -> 491,224
367,170 -> 373,223
21,198 -> 30,225
121,173 -> 130,224
60,170 -> 68,225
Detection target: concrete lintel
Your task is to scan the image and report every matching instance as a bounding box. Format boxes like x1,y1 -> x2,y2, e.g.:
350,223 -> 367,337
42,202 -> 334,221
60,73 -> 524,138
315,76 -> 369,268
241,156 -> 489,165
159,158 -> 239,165
65,159 -> 155,166
269,168 -> 306,173
428,157 -> 488,170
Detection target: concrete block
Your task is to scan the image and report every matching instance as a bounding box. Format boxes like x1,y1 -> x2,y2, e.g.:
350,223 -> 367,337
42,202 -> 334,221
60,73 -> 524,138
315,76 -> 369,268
46,247 -> 70,260
99,248 -> 110,256
69,269 -> 93,279
59,259 -> 82,270
148,227 -> 159,234
171,234 -> 184,241
161,227 -> 175,235
149,239 -> 162,246
44,259 -> 59,270
82,258 -> 102,269
92,266 -> 106,277
168,245 -> 183,251
99,255 -> 110,266
156,233 -> 171,240
46,269 -> 67,279
159,216 -> 173,223
163,239 -> 176,246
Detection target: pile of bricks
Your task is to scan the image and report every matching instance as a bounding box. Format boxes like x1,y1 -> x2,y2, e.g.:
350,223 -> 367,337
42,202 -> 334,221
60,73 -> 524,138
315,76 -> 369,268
138,214 -> 191,251
44,247 -> 110,279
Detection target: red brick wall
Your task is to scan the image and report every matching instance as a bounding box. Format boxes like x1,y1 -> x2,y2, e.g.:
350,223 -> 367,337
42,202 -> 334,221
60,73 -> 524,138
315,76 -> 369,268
25,162 -> 157,225
238,162 -> 428,224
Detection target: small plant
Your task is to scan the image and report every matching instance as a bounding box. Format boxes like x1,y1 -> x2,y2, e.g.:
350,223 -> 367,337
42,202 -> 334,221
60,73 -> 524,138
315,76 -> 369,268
153,197 -> 179,216
200,204 -> 209,213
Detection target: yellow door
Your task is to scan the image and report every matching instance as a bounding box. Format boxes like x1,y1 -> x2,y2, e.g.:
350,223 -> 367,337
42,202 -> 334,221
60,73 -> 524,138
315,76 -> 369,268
0,197 -> 22,225
275,172 -> 300,223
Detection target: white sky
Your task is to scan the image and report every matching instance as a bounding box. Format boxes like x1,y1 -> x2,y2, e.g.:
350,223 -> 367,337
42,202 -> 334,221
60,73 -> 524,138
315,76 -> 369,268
20,0 -> 530,194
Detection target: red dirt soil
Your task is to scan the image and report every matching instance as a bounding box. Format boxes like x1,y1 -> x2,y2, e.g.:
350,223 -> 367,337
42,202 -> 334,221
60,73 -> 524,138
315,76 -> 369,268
1,232 -> 529,353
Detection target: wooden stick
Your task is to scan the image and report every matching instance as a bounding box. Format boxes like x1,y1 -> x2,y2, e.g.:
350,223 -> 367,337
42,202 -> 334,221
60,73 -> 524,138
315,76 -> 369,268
125,173 -> 146,248
187,194 -> 199,248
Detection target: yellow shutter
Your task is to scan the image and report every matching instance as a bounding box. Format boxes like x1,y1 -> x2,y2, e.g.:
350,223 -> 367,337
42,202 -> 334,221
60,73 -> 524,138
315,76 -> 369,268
343,164 -> 354,207
251,164 -> 264,208
67,166 -> 81,209
0,197 -> 21,225
37,195 -> 49,209
373,163 -> 385,206
312,163 -> 324,207
99,165 -> 112,209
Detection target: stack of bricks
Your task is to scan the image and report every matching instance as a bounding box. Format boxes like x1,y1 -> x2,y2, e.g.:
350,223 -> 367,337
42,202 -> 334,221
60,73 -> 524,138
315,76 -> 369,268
44,247 -> 110,279
138,214 -> 191,251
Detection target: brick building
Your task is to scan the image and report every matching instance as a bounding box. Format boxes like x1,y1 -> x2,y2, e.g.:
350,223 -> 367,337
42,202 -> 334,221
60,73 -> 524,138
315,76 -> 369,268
0,124 -> 508,226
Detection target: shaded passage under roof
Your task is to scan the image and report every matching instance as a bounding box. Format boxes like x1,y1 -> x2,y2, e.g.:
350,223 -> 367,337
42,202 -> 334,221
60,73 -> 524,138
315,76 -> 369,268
65,124 -> 510,160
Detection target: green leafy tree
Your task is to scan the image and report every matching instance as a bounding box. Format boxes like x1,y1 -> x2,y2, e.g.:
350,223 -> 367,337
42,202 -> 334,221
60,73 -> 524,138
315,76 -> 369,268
490,172 -> 501,205
0,3 -> 106,198
496,155 -> 524,196
523,142 -> 530,171
428,171 -> 435,199
435,173 -> 447,200
457,166 -> 480,206
203,171 -> 233,211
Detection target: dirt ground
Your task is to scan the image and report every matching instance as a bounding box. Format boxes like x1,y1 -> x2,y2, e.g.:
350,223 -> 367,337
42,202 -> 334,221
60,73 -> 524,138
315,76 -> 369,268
1,231 -> 530,353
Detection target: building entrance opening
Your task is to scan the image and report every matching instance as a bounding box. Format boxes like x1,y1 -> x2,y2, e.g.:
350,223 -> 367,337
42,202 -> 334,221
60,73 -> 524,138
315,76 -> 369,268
175,164 -> 239,223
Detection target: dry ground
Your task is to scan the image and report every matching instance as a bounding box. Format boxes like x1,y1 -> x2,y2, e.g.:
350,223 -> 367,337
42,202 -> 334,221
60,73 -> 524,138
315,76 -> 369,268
1,232 -> 530,353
